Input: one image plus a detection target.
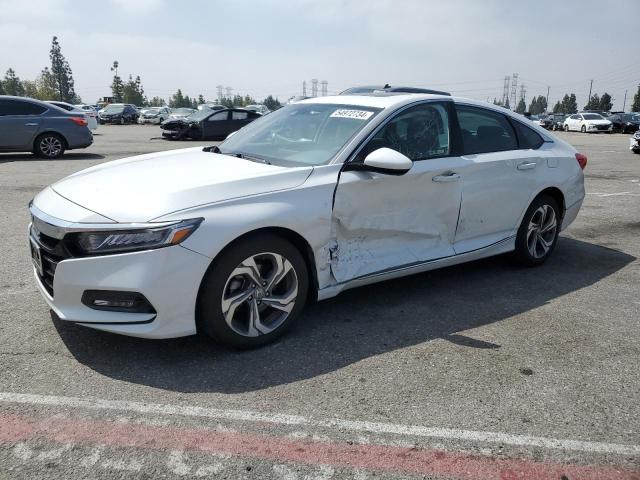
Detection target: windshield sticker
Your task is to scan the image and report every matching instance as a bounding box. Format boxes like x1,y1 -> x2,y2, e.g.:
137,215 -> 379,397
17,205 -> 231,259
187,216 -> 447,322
330,109 -> 374,120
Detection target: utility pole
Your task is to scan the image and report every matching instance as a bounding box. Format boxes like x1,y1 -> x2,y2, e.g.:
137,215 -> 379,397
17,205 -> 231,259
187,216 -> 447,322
302,80 -> 307,97
321,80 -> 328,96
225,86 -> 232,99
216,85 -> 224,101
546,86 -> 550,113
311,78 -> 318,97
622,89 -> 628,111
587,79 -> 593,105
510,73 -> 518,111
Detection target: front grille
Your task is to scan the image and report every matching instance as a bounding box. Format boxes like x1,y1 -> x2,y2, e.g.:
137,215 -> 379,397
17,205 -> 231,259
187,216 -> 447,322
596,124 -> 610,131
30,225 -> 72,297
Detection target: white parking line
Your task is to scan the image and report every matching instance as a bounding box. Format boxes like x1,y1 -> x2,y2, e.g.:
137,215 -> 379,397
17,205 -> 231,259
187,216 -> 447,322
587,192 -> 640,197
1,391 -> 639,456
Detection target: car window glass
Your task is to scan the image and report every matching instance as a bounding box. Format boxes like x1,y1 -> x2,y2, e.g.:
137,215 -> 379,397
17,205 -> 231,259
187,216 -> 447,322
511,120 -> 544,149
358,103 -> 450,161
209,112 -> 227,121
456,105 -> 517,154
0,100 -> 47,116
232,111 -> 248,120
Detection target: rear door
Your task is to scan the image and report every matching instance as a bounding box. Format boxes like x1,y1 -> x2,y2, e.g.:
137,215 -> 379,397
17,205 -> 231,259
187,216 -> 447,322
202,110 -> 230,138
228,110 -> 252,135
0,99 -> 45,149
452,104 -> 543,253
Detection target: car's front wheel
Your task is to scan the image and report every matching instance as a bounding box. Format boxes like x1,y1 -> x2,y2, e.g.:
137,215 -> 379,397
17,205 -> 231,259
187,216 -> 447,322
581,125 -> 587,133
564,124 -> 569,132
198,234 -> 309,349
514,195 -> 560,267
34,133 -> 65,159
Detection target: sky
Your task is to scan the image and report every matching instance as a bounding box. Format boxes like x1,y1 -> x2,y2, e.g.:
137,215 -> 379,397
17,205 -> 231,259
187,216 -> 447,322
1,0 -> 639,110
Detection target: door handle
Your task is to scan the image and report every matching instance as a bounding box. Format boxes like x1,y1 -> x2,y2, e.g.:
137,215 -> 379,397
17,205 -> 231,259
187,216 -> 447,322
432,173 -> 461,183
24,123 -> 38,126
517,162 -> 537,170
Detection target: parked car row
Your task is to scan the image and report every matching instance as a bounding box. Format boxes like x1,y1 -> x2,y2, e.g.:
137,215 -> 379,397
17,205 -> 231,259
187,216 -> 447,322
531,111 -> 639,134
161,107 -> 262,140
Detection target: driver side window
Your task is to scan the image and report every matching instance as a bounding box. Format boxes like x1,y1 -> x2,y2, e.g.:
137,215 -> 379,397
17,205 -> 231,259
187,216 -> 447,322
209,112 -> 228,121
357,103 -> 450,162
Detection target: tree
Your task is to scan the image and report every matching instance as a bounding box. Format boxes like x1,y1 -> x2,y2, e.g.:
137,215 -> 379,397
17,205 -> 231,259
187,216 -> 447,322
528,95 -> 547,115
263,95 -> 282,111
552,101 -> 562,113
170,89 -> 195,108
632,85 -> 640,112
49,36 -> 77,102
559,93 -> 578,114
515,98 -> 526,114
148,96 -> 166,107
2,69 -> 25,96
21,80 -> 39,98
35,67 -> 58,100
0,77 -> 4,95
197,94 -> 206,105
504,97 -> 510,110
599,93 -> 613,112
110,61 -> 124,103
122,75 -> 145,106
584,93 -> 601,111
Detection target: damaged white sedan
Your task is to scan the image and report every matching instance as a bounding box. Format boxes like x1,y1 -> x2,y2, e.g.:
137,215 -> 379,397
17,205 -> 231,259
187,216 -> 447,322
29,92 -> 586,348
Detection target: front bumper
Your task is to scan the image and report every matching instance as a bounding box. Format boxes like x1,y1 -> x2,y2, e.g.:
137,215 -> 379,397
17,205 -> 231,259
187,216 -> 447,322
139,117 -> 161,124
29,219 -> 211,339
631,137 -> 640,152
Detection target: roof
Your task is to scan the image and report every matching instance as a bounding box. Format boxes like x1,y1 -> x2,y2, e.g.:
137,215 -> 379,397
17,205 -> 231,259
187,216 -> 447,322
298,93 -> 448,109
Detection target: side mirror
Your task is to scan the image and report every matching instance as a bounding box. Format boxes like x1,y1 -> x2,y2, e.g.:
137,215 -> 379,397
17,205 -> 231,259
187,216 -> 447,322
346,147 -> 412,175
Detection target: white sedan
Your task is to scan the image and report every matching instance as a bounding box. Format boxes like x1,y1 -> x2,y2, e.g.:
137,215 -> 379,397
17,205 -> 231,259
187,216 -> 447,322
29,93 -> 585,348
47,101 -> 98,130
138,107 -> 171,124
563,113 -> 612,133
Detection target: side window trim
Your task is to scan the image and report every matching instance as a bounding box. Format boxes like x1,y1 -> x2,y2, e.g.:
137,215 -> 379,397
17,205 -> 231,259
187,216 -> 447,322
345,99 -> 458,165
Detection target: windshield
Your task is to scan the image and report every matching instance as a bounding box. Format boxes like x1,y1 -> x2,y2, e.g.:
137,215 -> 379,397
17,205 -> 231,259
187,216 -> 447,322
104,105 -> 124,113
583,113 -> 604,120
173,108 -> 193,114
622,114 -> 640,122
219,103 -> 381,166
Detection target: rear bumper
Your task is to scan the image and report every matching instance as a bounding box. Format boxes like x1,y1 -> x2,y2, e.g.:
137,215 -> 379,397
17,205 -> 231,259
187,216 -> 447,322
561,198 -> 583,231
66,130 -> 93,149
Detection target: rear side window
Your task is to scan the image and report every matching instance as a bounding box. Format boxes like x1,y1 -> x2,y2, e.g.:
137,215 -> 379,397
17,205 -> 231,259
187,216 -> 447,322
511,120 -> 544,149
0,100 -> 47,116
456,105 -> 517,154
232,111 -> 248,120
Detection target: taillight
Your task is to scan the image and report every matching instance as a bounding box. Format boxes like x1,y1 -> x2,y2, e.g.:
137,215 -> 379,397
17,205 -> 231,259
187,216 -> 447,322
70,116 -> 88,127
575,153 -> 587,170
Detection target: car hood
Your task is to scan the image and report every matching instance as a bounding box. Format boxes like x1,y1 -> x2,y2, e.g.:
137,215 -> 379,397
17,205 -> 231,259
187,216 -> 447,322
49,147 -> 313,222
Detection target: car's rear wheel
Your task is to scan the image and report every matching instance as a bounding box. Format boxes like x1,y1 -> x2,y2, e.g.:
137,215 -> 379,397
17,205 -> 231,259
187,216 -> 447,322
197,234 -> 309,349
514,195 -> 560,267
564,124 -> 569,132
34,133 -> 65,159
581,125 -> 586,133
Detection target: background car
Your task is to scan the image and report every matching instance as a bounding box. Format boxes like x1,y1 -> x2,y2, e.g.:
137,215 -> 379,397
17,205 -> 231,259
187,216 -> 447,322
74,104 -> 100,130
608,113 -> 640,134
46,101 -> 97,131
244,104 -> 271,115
138,106 -> 171,124
98,104 -> 139,124
161,107 -> 261,140
533,115 -> 553,130
550,113 -> 567,131
167,107 -> 196,120
0,95 -> 92,158
630,129 -> 640,154
563,113 -> 612,133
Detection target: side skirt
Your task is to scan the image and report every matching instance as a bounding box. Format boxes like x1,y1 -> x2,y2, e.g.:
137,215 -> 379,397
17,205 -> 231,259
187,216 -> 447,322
317,235 -> 515,301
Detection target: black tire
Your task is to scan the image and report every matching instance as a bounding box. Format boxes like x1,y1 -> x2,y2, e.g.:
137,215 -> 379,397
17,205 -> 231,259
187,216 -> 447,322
564,124 -> 569,132
581,125 -> 586,133
513,194 -> 561,267
197,234 -> 309,349
34,133 -> 65,159
120,117 -> 125,125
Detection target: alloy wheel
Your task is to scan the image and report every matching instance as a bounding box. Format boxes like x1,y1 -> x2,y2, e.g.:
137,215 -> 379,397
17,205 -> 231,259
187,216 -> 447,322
526,205 -> 557,259
221,252 -> 298,337
39,136 -> 62,158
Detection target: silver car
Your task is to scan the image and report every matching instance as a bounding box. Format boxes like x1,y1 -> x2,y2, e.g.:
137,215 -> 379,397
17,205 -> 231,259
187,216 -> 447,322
0,96 -> 93,159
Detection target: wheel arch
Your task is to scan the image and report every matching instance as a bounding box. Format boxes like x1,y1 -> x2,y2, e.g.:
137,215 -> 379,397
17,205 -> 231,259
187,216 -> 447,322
195,226 -> 320,330
34,130 -> 69,150
534,186 -> 566,221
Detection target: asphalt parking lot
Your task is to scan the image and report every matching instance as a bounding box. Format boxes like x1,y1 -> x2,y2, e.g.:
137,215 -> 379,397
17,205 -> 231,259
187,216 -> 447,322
0,125 -> 639,479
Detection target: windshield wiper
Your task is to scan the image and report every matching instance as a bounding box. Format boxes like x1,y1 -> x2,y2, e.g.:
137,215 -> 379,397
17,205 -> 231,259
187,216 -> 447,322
226,151 -> 271,165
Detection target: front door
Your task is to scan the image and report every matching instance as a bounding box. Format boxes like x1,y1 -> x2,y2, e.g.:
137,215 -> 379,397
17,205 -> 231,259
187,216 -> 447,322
330,101 -> 464,283
202,110 -> 230,138
0,99 -> 44,149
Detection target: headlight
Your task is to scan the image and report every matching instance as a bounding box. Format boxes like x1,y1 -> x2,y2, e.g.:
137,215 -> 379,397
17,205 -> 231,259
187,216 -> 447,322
71,218 -> 203,255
